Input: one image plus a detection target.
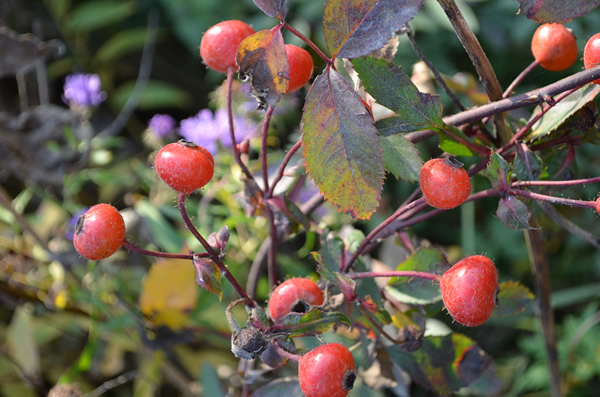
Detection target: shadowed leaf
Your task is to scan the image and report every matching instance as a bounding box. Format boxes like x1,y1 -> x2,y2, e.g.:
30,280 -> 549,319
516,0 -> 600,23
487,152 -> 512,191
380,134 -> 423,182
491,281 -> 534,318
272,309 -> 351,337
496,196 -> 535,230
236,26 -> 289,109
514,142 -> 544,181
302,66 -> 384,219
251,377 -> 303,397
253,0 -> 288,19
323,0 -> 424,59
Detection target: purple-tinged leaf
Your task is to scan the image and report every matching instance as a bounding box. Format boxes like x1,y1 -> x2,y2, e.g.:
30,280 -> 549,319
527,84 -> 600,141
487,152 -> 511,191
354,57 -> 443,131
271,309 -> 351,337
491,281 -> 534,318
323,0 -> 424,59
496,196 -> 535,230
388,333 -> 496,394
516,0 -> 600,23
253,0 -> 288,19
514,142 -> 544,181
192,256 -> 222,300
236,26 -> 289,109
302,66 -> 384,220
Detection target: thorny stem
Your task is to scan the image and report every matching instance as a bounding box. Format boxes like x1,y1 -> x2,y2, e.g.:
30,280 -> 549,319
267,139 -> 302,198
226,67 -> 255,182
177,193 -> 255,306
261,106 -> 276,194
509,189 -> 597,210
503,59 -> 540,98
283,22 -> 333,66
122,240 -> 208,260
512,176 -> 600,188
265,205 -> 279,287
272,338 -> 301,363
347,271 -> 441,283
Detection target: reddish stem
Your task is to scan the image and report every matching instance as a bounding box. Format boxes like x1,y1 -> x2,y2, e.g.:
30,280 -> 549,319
177,193 -> 255,306
503,59 -> 540,98
512,176 -> 600,188
267,139 -> 302,198
282,22 -> 332,65
347,270 -> 441,283
272,338 -> 301,363
122,240 -> 208,260
509,188 -> 597,209
261,106 -> 276,194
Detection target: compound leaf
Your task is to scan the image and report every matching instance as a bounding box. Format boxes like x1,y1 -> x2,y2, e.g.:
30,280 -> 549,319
323,0 -> 424,59
302,66 -> 384,220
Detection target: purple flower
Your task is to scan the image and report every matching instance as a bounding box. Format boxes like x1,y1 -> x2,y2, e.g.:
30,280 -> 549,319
148,114 -> 176,138
178,109 -> 256,155
63,74 -> 106,108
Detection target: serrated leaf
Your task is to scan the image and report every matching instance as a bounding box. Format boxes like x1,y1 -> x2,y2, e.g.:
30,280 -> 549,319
487,152 -> 511,190
388,334 -> 495,394
236,26 -> 288,109
302,66 -> 384,220
438,126 -> 476,157
66,1 -> 135,33
516,0 -> 600,23
491,281 -> 534,318
380,134 -> 423,182
386,248 -> 445,305
272,309 -> 351,337
354,57 -> 443,130
192,257 -> 222,301
514,142 -> 544,181
253,0 -> 288,19
527,84 -> 600,141
496,196 -> 535,230
323,0 -> 424,59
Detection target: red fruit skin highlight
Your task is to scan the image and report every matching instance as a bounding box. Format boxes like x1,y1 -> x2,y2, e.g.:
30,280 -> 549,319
73,204 -> 126,260
420,158 -> 471,209
268,278 -> 324,321
285,44 -> 313,92
584,33 -> 600,84
200,20 -> 255,73
531,23 -> 577,72
298,343 -> 356,397
154,141 -> 214,195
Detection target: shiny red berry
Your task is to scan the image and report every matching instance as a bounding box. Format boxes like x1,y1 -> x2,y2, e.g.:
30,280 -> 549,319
584,33 -> 600,84
531,23 -> 578,72
440,255 -> 499,327
419,158 -> 471,209
200,20 -> 255,73
73,204 -> 126,260
298,343 -> 356,397
285,44 -> 313,93
268,278 -> 324,321
154,140 -> 214,195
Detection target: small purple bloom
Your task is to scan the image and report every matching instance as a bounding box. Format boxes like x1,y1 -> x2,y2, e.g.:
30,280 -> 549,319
63,73 -> 106,108
214,109 -> 256,147
148,114 -> 176,138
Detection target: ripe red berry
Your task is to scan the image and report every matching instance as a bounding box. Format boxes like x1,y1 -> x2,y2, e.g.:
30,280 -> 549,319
595,197 -> 600,214
73,204 -> 126,260
584,33 -> 600,84
298,343 -> 356,397
419,158 -> 471,209
531,23 -> 578,72
200,20 -> 255,73
440,255 -> 499,327
154,140 -> 214,195
268,278 -> 324,321
285,44 -> 313,93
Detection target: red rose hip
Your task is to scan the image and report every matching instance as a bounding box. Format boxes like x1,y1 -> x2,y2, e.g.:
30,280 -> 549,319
531,23 -> 578,72
440,255 -> 499,327
200,20 -> 255,73
298,343 -> 356,397
285,44 -> 313,93
154,140 -> 214,195
584,33 -> 600,84
268,278 -> 324,321
73,204 -> 126,260
419,158 -> 471,209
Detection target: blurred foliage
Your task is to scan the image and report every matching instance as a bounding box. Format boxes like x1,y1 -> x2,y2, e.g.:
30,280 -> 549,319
0,0 -> 599,396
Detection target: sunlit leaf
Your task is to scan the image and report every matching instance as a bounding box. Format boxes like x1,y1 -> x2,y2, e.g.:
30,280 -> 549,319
526,84 -> 600,141
192,256 -> 222,301
139,259 -> 198,330
516,0 -> 600,23
380,134 -> 423,182
302,66 -> 384,219
272,309 -> 351,337
491,281 -> 534,318
388,333 -> 495,393
438,126 -> 477,157
236,26 -> 288,109
323,0 -> 424,59
496,196 -> 535,231
253,0 -> 288,19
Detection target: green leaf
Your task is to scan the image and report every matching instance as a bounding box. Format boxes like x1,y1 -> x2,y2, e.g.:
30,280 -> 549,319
134,200 -> 183,253
251,378 -> 303,397
110,80 -> 191,110
437,125 -> 477,157
386,248 -> 445,305
96,28 -> 150,62
526,84 -> 600,140
487,152 -> 512,190
516,0 -> 600,23
323,0 -> 424,59
66,1 -> 136,33
496,196 -> 535,230
273,309 -> 351,337
380,134 -> 423,182
201,363 -> 225,397
6,306 -> 39,377
491,281 -> 534,318
388,334 -> 495,394
302,66 -> 384,220
353,57 -> 443,131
